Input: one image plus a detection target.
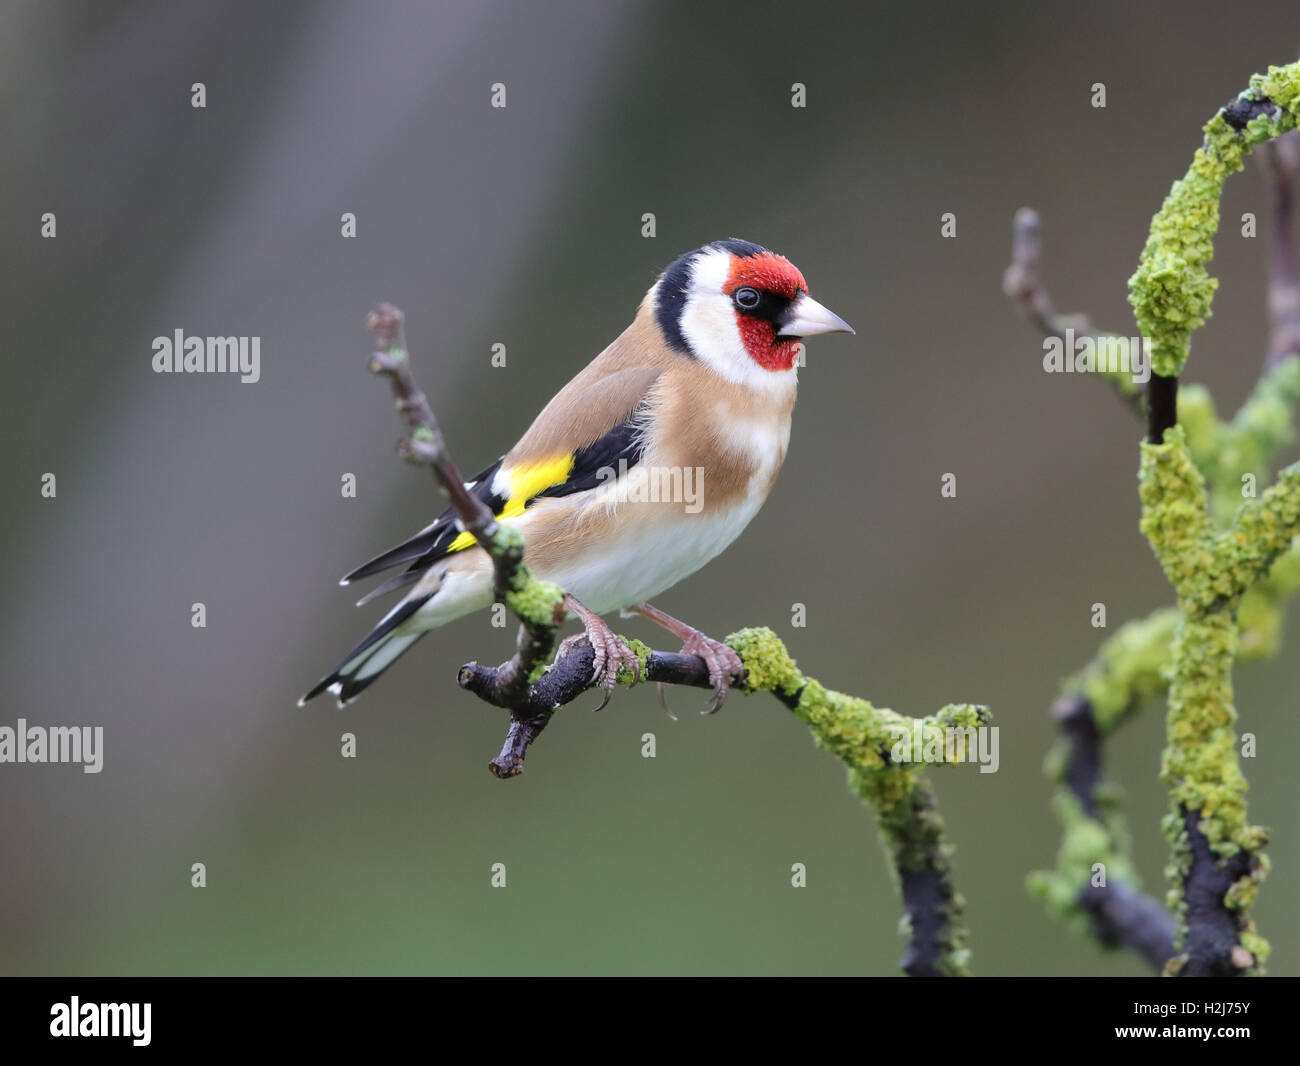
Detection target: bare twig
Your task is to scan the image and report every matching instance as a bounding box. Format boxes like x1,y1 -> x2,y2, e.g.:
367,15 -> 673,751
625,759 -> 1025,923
366,304 -> 562,709
1002,207 -> 1093,340
1266,131 -> 1300,370
1003,208 -> 1145,417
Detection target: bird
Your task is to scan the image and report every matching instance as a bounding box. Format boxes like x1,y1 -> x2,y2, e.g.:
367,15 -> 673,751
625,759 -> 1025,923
299,238 -> 854,712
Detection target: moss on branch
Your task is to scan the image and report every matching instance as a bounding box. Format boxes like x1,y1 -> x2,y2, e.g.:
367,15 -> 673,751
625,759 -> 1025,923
1026,60 -> 1300,973
1127,64 -> 1300,971
1129,64 -> 1300,379
727,626 -> 988,976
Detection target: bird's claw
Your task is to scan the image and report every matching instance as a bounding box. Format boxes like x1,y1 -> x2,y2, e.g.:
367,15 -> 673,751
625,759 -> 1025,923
556,621 -> 641,711
656,681 -> 678,721
679,631 -> 745,713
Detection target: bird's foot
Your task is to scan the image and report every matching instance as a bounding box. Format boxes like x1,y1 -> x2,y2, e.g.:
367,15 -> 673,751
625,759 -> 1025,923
630,602 -> 745,714
558,594 -> 641,710
678,629 -> 745,713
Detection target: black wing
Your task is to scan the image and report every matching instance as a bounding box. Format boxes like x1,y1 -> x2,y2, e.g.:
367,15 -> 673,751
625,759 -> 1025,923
339,457 -> 506,585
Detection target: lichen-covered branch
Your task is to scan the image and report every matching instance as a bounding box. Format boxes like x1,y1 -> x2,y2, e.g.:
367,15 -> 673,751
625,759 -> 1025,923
475,629 -> 991,977
1179,358 -> 1300,521
1028,617 -> 1178,972
1128,60 -> 1300,973
1128,64 -> 1300,380
1014,61 -> 1300,976
467,624 -> 989,976
1136,430 -> 1297,977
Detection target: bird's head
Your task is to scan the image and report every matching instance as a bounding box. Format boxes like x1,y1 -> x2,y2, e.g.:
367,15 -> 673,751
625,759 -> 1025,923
652,238 -> 854,386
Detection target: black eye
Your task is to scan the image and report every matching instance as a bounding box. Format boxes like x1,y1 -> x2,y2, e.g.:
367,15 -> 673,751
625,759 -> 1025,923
733,286 -> 761,311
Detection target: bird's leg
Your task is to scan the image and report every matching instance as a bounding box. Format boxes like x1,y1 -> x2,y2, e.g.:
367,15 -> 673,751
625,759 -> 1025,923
556,593 -> 641,710
628,602 -> 745,714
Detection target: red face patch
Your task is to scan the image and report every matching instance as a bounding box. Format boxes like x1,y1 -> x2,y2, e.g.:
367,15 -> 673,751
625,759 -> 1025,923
723,251 -> 807,301
723,251 -> 808,372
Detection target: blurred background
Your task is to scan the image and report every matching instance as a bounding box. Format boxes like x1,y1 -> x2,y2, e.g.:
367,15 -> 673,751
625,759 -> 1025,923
2,0 -> 1298,976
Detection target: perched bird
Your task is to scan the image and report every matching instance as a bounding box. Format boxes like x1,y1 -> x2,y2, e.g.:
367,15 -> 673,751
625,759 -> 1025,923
300,239 -> 854,710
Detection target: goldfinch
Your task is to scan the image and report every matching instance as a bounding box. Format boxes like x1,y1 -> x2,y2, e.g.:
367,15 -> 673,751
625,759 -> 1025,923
300,239 -> 853,710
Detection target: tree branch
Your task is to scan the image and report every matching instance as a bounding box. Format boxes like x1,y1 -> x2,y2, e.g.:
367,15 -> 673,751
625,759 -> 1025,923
1042,692 -> 1176,971
1127,65 -> 1300,974
472,625 -> 990,975
1146,374 -> 1178,443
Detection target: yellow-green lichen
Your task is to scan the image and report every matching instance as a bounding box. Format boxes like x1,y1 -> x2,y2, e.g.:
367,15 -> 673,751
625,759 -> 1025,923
1137,423 -> 1299,965
850,763 -> 972,977
1128,64 -> 1300,379
1139,428 -> 1214,605
1238,540 -> 1300,658
616,638 -> 651,686
1256,61 -> 1300,116
1039,61 -> 1300,972
503,574 -> 564,628
1063,607 -> 1180,732
1028,792 -> 1142,936
726,628 -> 985,975
1159,613 -> 1253,856
1241,930 -> 1271,966
1202,358 -> 1300,521
726,626 -> 804,696
1177,383 -> 1220,468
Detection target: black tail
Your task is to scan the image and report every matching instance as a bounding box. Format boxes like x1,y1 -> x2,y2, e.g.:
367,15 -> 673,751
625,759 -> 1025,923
299,595 -> 429,707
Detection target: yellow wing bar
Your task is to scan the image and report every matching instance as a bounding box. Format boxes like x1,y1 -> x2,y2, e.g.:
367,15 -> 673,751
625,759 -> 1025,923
444,453 -> 575,553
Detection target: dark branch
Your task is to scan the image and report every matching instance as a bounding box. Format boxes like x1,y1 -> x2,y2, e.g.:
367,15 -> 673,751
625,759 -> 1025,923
1173,809 -> 1257,976
1049,693 -> 1177,971
467,633 -> 968,977
1221,93 -> 1281,132
1079,880 -> 1181,970
1050,693 -> 1104,818
464,639 -> 717,777
887,781 -> 966,977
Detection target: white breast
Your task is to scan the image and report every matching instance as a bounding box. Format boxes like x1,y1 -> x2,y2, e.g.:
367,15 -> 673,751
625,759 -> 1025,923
531,434 -> 785,615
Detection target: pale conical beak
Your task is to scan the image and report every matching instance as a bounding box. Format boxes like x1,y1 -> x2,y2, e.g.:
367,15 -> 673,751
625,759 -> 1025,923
776,293 -> 855,338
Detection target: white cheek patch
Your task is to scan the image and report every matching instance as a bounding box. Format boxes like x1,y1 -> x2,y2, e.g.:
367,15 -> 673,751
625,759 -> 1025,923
677,249 -> 798,393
